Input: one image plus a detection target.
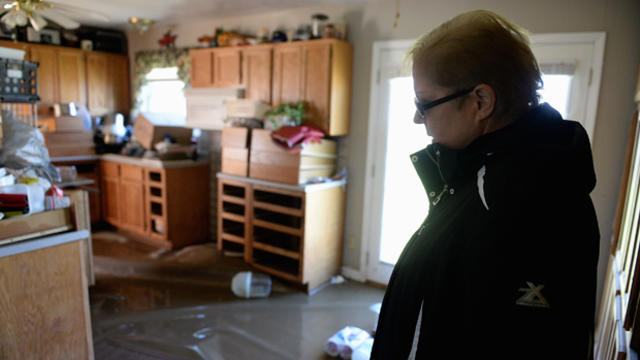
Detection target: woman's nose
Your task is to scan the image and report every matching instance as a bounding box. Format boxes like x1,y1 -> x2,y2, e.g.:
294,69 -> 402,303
413,111 -> 424,124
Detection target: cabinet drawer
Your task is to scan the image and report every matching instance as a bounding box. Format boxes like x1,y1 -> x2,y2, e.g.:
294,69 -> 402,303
120,164 -> 144,181
101,161 -> 119,178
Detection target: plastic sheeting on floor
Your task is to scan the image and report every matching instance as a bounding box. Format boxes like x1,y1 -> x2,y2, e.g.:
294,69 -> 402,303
92,283 -> 383,360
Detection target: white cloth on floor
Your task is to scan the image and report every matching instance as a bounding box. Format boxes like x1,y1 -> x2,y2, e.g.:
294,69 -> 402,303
324,326 -> 372,359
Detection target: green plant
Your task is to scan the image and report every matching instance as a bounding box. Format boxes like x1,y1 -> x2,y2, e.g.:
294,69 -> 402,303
264,100 -> 306,128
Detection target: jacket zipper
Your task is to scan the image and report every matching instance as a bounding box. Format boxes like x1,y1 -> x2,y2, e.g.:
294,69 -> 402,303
426,149 -> 449,207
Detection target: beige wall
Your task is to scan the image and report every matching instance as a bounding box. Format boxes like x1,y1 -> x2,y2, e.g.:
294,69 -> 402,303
127,0 -> 640,303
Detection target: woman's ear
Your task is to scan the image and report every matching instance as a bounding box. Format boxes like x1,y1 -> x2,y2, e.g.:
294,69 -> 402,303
472,84 -> 496,122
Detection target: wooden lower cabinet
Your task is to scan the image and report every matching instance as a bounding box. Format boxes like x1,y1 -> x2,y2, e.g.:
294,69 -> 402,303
119,178 -> 146,233
100,158 -> 209,249
217,173 -> 346,292
101,175 -> 120,224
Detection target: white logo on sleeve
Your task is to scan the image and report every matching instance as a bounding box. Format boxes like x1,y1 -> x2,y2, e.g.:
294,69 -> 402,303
516,282 -> 550,308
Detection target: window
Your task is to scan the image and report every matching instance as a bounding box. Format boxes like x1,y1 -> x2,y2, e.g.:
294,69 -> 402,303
138,67 -> 186,125
538,62 -> 576,119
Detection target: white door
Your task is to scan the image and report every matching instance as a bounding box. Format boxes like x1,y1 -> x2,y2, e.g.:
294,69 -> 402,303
363,40 -> 430,284
362,33 -> 605,285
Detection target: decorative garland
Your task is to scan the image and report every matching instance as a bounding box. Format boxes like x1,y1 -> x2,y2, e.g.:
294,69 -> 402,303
132,48 -> 191,112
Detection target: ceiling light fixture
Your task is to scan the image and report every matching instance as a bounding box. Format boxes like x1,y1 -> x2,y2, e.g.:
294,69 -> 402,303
129,17 -> 154,34
1,0 -> 80,31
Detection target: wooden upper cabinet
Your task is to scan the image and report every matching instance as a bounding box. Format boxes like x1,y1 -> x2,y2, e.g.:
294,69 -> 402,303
273,39 -> 352,136
86,52 -> 109,116
108,54 -> 130,114
188,39 -> 353,135
189,49 -> 214,87
213,47 -> 241,87
0,41 -> 130,117
0,39 -> 29,53
190,47 -> 242,88
242,45 -> 272,104
29,45 -> 58,115
303,42 -> 331,133
272,43 -> 304,106
57,49 -> 86,106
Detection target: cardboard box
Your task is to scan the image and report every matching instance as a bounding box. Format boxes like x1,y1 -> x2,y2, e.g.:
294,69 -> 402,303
0,208 -> 73,244
42,130 -> 95,157
185,88 -> 243,130
54,115 -> 86,132
225,99 -> 271,118
249,129 -> 337,184
221,127 -> 250,176
133,113 -> 193,150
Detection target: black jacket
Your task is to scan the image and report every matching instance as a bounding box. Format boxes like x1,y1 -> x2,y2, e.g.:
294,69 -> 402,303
371,104 -> 600,359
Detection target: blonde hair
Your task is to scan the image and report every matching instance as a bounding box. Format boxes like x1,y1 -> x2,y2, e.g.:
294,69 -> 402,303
408,10 -> 542,122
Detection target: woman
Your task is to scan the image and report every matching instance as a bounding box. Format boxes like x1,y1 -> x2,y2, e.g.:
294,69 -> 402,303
371,10 -> 599,359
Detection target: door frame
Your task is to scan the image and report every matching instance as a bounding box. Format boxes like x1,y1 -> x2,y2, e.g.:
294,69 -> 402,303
359,40 -> 414,283
530,32 -> 606,143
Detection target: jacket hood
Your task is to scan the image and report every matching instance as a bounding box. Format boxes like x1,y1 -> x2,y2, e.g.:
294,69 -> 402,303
411,103 -> 597,201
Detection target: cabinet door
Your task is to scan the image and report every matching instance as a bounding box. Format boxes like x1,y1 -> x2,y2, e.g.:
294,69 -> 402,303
189,49 -> 213,87
272,43 -> 304,106
242,46 -> 272,104
109,54 -> 130,113
57,49 -> 86,106
302,42 -> 331,133
29,45 -> 58,115
119,178 -> 146,233
101,176 -> 120,226
213,48 -> 241,87
86,53 -> 109,116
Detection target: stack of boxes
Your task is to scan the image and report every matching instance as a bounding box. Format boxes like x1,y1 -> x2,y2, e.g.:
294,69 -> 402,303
220,127 -> 337,184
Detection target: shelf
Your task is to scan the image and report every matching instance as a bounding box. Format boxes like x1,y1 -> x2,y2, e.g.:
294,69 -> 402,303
222,202 -> 245,216
147,170 -> 164,185
221,233 -> 245,244
253,201 -> 303,216
148,195 -> 164,203
252,219 -> 302,236
253,189 -> 302,209
251,260 -> 300,283
221,212 -> 245,223
252,241 -> 300,260
149,214 -> 165,222
222,218 -> 244,237
222,183 -> 246,198
221,195 -> 247,205
253,208 -> 301,228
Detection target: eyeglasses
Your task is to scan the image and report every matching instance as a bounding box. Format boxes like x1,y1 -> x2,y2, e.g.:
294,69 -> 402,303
414,87 -> 475,118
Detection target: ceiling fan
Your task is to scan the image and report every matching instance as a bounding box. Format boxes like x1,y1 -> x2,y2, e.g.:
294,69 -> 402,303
0,0 -> 109,31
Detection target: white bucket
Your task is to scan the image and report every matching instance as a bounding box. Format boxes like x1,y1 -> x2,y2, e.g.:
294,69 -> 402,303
231,271 -> 272,298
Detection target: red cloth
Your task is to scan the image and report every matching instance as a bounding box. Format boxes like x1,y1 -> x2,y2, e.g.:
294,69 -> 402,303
270,125 -> 325,153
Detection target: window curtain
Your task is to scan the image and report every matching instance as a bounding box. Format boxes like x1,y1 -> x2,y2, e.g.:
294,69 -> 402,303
132,48 -> 191,113
539,62 -> 576,75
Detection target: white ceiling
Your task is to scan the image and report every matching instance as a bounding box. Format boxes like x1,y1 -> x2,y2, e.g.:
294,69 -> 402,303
50,0 -> 364,29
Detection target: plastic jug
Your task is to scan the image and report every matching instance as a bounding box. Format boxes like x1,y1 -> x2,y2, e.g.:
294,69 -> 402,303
231,271 -> 272,298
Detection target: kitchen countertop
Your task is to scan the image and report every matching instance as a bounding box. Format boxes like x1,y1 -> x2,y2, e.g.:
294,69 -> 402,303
101,154 -> 208,169
216,172 -> 346,193
51,154 -> 209,169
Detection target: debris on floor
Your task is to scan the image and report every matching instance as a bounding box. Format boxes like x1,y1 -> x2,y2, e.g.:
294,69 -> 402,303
324,326 -> 372,359
231,271 -> 272,298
